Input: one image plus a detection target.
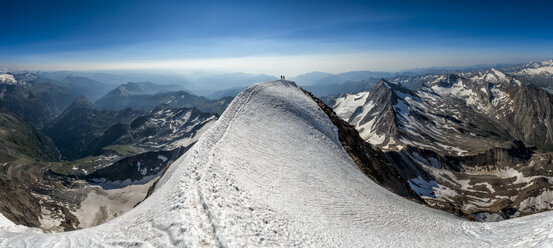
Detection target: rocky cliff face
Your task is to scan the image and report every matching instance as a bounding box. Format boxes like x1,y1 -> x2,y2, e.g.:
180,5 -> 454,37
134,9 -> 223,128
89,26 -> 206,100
112,104 -> 216,151
0,73 -> 95,128
333,68 -> 553,220
42,96 -> 145,160
84,146 -> 192,189
0,175 -> 42,227
302,89 -> 422,202
0,110 -> 60,162
0,98 -> 218,232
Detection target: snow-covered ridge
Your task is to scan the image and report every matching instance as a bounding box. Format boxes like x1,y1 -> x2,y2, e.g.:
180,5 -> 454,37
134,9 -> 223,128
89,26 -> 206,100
333,68 -> 533,155
2,80 -> 553,247
517,60 -> 553,75
520,66 -> 553,75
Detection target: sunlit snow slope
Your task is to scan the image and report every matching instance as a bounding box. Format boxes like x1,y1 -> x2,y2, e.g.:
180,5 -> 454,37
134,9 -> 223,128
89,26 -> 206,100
2,80 -> 553,247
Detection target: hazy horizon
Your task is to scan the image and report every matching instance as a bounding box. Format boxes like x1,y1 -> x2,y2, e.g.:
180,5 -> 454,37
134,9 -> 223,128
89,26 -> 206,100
3,58 -> 550,79
3,1 -> 553,76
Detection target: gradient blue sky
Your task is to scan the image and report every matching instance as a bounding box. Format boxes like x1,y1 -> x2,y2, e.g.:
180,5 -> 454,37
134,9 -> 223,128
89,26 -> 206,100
2,0 -> 553,75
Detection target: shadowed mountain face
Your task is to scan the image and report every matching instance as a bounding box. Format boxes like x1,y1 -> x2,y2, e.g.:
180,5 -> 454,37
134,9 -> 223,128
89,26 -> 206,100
333,67 -> 553,220
301,89 -> 422,202
0,73 -> 123,128
0,73 -> 78,128
94,82 -> 232,115
44,95 -> 218,162
114,104 -> 216,151
0,95 -> 218,231
42,96 -> 145,161
94,81 -> 186,110
335,70 -> 553,154
0,110 -> 60,162
0,110 -> 69,230
52,76 -> 113,102
206,86 -> 248,100
95,82 -> 184,103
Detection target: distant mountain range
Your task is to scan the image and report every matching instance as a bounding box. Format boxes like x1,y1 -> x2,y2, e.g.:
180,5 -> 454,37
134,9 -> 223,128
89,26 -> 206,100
94,82 -> 232,115
0,72 -> 86,128
93,81 -> 187,109
293,70 -> 396,86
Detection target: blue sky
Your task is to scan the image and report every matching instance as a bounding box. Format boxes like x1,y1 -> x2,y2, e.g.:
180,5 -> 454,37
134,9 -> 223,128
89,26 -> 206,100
2,0 -> 553,75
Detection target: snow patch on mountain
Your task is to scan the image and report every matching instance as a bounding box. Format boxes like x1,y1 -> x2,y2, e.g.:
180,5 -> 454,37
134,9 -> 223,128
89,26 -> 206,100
0,74 -> 17,84
0,214 -> 42,233
520,65 -> 553,75
333,91 -> 370,118
519,190 -> 553,212
3,80 -> 553,246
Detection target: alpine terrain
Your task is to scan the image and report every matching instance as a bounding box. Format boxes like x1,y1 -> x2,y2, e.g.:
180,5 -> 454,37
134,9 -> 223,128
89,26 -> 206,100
2,80 -> 553,247
0,86 -> 218,231
333,62 -> 553,220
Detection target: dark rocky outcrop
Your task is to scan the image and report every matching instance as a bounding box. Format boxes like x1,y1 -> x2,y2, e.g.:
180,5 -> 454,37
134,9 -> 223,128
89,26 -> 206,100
84,146 -> 191,186
0,175 -> 42,227
301,88 -> 423,203
0,109 -> 60,162
94,82 -> 231,115
42,97 -> 145,160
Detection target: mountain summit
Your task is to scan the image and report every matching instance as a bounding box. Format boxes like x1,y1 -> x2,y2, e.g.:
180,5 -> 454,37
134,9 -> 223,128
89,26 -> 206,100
3,80 -> 553,246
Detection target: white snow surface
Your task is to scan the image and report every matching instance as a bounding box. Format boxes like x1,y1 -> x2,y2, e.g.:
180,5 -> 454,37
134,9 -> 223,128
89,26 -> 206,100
0,73 -> 17,84
333,91 -> 370,119
520,66 -> 553,75
0,214 -> 42,234
2,80 -> 553,247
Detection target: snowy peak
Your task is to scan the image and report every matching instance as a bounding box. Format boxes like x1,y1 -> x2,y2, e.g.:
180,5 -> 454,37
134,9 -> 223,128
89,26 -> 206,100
0,73 -> 17,85
334,70 -> 553,221
335,70 -> 541,155
425,69 -> 525,96
333,79 -> 420,148
474,68 -> 527,87
378,78 -> 415,95
518,60 -> 553,75
523,59 -> 553,69
425,73 -> 460,88
484,68 -> 508,83
270,79 -> 298,87
0,73 -> 29,86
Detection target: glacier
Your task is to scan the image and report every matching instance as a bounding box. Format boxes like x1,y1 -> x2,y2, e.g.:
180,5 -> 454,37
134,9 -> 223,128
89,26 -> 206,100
2,80 -> 553,247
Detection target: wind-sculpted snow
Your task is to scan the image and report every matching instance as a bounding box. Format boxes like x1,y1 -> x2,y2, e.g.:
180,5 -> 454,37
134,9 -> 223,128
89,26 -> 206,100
2,80 -> 553,247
